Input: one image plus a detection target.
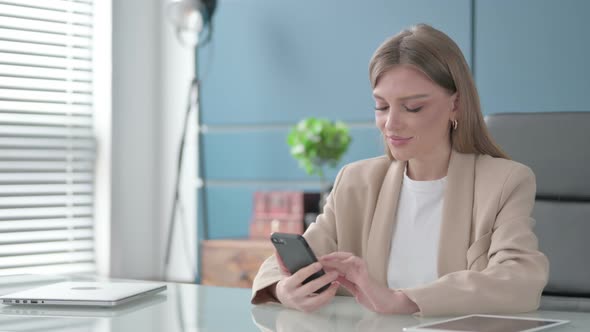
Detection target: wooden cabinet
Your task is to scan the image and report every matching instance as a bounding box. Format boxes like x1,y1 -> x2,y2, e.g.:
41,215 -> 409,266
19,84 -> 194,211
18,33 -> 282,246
201,239 -> 274,288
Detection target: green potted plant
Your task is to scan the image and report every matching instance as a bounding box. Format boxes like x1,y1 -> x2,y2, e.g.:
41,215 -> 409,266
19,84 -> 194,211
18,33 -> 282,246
287,117 -> 352,198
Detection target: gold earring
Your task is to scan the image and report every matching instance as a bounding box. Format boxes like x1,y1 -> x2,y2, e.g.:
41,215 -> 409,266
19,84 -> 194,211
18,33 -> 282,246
452,119 -> 458,130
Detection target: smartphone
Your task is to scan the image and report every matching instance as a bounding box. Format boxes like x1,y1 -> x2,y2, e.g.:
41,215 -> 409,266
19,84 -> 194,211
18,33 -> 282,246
270,232 -> 330,293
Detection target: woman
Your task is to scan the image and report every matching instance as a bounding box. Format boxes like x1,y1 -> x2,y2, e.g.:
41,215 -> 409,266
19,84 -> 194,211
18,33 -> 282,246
250,24 -> 549,316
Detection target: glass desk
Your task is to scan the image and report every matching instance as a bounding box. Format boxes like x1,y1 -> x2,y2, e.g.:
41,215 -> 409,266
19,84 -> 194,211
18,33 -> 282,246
0,275 -> 588,332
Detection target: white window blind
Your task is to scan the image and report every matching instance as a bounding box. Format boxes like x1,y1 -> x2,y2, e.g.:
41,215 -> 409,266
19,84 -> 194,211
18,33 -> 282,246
0,0 -> 96,275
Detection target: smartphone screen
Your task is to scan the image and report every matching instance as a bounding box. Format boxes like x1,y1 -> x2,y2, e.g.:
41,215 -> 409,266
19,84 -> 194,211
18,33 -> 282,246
270,233 -> 330,293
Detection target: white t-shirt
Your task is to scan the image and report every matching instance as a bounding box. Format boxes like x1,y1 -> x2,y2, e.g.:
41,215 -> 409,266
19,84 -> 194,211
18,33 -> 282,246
387,169 -> 447,289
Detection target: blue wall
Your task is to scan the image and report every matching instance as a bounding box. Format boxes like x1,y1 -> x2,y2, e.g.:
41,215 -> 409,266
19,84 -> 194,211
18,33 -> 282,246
197,0 -> 589,240
475,0 -> 590,113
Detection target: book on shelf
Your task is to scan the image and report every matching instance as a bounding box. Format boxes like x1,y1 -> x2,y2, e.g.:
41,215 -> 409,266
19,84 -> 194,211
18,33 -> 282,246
249,191 -> 320,239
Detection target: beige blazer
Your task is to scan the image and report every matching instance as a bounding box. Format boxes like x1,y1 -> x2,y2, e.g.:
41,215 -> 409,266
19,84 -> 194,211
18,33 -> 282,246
251,150 -> 549,316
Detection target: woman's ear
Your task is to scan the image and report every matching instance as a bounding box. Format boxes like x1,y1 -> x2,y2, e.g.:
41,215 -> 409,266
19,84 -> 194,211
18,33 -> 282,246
451,92 -> 460,113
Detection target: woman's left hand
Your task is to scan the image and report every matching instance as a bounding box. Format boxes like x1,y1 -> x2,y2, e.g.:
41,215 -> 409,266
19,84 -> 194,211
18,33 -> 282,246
319,252 -> 419,314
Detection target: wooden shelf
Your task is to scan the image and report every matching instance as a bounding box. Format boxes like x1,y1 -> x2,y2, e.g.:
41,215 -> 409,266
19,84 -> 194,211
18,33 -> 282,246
201,239 -> 274,288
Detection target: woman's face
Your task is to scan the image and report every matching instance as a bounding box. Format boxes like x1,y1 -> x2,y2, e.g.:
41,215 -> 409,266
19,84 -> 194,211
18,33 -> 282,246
373,64 -> 457,162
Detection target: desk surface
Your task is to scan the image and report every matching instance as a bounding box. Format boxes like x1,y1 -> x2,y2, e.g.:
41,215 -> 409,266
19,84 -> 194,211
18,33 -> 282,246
0,276 -> 588,332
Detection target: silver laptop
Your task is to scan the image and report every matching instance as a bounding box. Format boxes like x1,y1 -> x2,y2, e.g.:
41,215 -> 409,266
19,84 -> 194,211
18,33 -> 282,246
0,281 -> 167,307
0,294 -> 166,318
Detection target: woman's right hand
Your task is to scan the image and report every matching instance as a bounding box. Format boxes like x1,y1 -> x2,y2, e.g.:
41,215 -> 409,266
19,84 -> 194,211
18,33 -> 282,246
272,253 -> 340,313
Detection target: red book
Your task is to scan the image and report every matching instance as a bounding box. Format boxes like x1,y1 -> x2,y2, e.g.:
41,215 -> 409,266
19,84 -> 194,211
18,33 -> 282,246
250,191 -> 306,239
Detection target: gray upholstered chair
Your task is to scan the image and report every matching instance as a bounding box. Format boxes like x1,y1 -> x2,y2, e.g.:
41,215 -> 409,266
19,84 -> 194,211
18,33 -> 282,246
485,112 -> 590,312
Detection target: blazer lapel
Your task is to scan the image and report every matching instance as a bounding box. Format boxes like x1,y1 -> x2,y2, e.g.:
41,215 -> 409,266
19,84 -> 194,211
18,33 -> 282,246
366,159 -> 405,287
437,150 -> 475,276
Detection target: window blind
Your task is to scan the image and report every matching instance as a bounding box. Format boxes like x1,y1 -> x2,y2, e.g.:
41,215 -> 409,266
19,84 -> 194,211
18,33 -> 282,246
0,0 -> 96,275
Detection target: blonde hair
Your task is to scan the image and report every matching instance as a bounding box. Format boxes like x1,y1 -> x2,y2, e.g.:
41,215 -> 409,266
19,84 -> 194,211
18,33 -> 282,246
369,24 -> 508,159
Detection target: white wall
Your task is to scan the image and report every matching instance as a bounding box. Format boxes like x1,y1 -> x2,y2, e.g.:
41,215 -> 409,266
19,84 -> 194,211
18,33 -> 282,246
93,0 -> 112,277
158,1 -> 198,282
110,0 -> 197,281
111,0 -> 160,279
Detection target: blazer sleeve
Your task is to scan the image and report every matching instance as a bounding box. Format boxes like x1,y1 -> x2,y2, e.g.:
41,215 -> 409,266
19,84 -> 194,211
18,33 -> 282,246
250,166 -> 347,304
402,164 -> 549,316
